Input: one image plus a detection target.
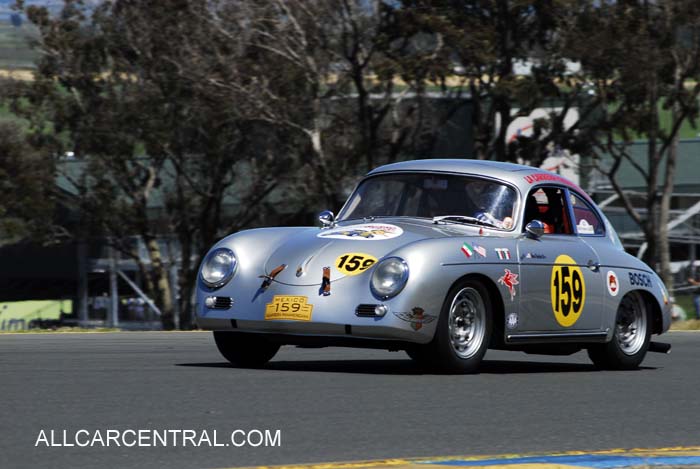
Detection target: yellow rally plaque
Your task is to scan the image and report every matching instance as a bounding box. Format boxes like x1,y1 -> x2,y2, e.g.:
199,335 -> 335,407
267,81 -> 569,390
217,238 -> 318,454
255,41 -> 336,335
264,296 -> 313,321
334,252 -> 378,276
550,254 -> 586,327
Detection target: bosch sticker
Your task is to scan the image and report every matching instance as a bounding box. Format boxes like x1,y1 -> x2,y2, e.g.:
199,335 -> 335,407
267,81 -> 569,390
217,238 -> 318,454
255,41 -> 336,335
628,272 -> 652,288
550,254 -> 586,327
318,223 -> 403,240
606,270 -> 620,297
334,253 -> 377,275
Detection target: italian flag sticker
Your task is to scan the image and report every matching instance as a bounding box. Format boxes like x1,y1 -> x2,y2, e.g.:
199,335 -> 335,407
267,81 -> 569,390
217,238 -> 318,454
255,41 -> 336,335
461,242 -> 474,258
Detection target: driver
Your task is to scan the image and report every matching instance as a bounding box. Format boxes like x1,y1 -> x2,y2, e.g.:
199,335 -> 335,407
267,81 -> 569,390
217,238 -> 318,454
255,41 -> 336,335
466,180 -> 515,229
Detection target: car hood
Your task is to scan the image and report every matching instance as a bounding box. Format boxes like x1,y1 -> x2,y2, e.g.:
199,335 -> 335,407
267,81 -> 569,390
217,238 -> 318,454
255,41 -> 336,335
262,219 -> 470,286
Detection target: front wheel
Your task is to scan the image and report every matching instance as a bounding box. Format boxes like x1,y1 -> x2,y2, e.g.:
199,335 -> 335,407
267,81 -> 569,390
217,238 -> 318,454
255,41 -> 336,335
213,331 -> 280,367
408,279 -> 492,373
587,292 -> 650,370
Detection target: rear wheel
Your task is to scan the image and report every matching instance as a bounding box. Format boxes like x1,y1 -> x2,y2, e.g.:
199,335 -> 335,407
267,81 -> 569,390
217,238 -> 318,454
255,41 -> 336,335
408,279 -> 492,373
213,331 -> 280,367
587,292 -> 650,370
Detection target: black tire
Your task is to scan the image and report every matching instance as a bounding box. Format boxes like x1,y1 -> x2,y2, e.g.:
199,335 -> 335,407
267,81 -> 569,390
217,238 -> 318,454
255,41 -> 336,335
587,292 -> 651,370
213,331 -> 280,367
409,279 -> 492,373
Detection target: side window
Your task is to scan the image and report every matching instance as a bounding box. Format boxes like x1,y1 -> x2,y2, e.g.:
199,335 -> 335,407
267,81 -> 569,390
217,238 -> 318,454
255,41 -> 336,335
523,187 -> 573,234
570,192 -> 604,236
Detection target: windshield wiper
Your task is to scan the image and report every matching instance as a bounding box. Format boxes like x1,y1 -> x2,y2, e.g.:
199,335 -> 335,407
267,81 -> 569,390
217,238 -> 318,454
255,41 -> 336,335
361,215 -> 405,222
432,215 -> 498,228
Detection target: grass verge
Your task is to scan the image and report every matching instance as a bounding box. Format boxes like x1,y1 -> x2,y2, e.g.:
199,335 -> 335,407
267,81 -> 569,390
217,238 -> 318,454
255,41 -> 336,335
0,327 -> 119,334
671,319 -> 700,331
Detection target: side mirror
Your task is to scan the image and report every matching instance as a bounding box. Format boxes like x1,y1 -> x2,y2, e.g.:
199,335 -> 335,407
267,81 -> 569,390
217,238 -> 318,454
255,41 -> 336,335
318,210 -> 335,228
525,220 -> 545,239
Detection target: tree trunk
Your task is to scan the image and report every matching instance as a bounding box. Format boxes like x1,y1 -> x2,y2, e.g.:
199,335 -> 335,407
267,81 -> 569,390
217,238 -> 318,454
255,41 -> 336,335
646,197 -> 660,271
659,180 -> 674,288
309,123 -> 336,209
145,236 -> 175,329
179,278 -> 195,330
659,68 -> 682,289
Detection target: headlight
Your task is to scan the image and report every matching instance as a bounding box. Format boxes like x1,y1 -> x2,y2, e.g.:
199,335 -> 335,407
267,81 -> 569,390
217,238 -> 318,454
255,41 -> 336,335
201,248 -> 236,288
370,257 -> 409,300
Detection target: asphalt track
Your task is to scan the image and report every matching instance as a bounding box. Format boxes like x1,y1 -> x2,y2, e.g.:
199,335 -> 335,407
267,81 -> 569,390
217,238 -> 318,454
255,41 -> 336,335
1,331 -> 699,469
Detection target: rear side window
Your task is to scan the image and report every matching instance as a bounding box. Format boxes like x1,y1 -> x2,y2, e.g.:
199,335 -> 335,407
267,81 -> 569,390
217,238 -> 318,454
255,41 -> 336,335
570,192 -> 604,236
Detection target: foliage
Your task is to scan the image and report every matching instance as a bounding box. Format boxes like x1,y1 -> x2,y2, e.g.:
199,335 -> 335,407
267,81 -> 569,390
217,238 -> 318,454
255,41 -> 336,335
393,0 -> 595,165
560,0 -> 700,286
10,0 -> 299,328
6,0 -> 446,328
5,0 -> 700,326
0,114 -> 55,244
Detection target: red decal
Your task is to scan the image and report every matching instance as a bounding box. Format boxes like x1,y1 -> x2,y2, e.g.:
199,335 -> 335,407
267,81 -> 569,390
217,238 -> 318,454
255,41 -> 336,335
498,269 -> 519,301
523,172 -> 592,202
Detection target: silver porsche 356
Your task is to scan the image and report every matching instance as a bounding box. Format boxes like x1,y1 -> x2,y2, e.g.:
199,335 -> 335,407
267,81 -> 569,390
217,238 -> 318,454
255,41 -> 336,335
196,159 -> 672,373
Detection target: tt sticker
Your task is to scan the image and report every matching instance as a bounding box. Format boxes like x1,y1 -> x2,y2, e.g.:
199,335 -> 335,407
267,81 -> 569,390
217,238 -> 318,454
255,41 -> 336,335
550,254 -> 586,327
494,248 -> 511,260
334,253 -> 377,276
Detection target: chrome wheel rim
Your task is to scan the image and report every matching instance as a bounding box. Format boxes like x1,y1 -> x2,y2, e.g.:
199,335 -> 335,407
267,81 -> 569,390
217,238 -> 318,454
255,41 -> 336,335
448,287 -> 486,359
615,294 -> 647,356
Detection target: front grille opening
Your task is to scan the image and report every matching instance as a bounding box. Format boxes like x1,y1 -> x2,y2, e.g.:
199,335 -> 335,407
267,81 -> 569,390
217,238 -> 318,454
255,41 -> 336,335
355,304 -> 379,317
212,297 -> 233,309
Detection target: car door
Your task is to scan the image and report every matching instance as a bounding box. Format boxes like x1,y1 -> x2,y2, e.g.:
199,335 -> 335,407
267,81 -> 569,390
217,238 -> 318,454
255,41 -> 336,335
515,186 -> 605,335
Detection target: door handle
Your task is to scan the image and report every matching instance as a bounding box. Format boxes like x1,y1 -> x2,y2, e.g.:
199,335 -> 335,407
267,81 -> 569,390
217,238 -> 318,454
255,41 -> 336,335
587,260 -> 600,272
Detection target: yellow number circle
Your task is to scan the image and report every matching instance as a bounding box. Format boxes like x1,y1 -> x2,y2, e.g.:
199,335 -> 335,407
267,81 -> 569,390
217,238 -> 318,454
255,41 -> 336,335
335,253 -> 378,276
550,254 -> 586,327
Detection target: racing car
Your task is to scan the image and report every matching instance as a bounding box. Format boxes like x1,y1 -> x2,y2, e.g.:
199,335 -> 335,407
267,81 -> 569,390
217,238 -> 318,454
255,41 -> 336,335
196,159 -> 672,373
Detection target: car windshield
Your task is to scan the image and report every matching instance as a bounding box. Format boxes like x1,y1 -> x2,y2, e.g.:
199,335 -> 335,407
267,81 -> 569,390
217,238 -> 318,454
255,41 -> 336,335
338,173 -> 517,229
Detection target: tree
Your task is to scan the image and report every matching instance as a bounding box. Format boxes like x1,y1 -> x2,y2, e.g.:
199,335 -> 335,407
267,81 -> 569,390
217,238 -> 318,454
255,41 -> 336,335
9,0 -> 443,328
561,0 -> 700,287
12,0 -> 294,328
197,0 -> 449,204
394,0 -> 594,167
392,1 -> 700,288
0,116 -> 55,245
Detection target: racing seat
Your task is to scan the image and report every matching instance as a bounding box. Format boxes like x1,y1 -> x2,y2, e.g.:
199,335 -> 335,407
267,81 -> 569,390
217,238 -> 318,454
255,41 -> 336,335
523,194 -> 541,229
540,190 -> 570,234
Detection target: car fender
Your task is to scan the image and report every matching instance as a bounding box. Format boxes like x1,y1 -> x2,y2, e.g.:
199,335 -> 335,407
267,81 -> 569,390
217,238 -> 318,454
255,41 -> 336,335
600,264 -> 671,337
386,236 -> 519,342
